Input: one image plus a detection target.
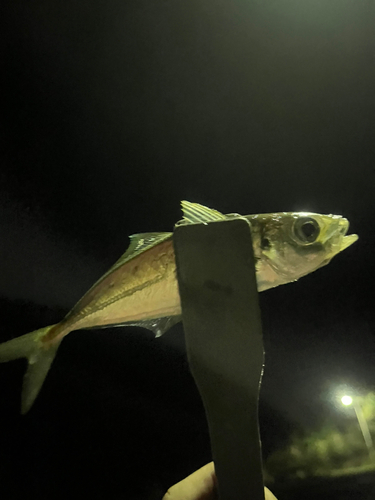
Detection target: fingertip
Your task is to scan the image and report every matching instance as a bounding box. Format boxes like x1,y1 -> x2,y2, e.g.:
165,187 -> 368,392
162,462 -> 217,500
264,486 -> 278,500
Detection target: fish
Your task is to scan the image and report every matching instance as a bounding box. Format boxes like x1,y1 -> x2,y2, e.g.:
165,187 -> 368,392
0,201 -> 358,414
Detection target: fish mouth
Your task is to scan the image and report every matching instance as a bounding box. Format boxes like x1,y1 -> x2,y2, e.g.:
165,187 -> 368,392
317,230 -> 358,270
320,216 -> 347,243
338,217 -> 349,235
340,233 -> 359,251
323,216 -> 358,255
336,218 -> 358,251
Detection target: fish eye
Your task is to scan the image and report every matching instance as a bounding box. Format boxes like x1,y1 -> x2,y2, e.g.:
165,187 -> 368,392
261,237 -> 271,250
293,217 -> 320,244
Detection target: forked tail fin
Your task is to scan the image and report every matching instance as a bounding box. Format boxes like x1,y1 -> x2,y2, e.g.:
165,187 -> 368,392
0,325 -> 61,414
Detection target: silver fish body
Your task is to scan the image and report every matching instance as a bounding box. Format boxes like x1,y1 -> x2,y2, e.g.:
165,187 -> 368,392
0,201 -> 358,413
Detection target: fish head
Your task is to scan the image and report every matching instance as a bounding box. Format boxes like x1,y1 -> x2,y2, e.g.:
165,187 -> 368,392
245,212 -> 358,291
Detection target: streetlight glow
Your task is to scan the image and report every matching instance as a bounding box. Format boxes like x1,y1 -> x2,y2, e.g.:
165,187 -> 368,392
341,395 -> 353,406
340,393 -> 374,457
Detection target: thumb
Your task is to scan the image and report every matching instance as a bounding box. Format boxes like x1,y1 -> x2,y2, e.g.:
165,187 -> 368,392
265,486 -> 278,500
163,462 -> 278,500
163,462 -> 217,500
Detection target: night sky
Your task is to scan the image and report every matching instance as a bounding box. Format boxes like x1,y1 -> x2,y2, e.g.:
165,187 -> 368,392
1,0 -> 374,498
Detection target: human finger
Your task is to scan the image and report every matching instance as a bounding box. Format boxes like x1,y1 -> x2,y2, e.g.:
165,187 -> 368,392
265,486 -> 278,499
163,462 -> 278,500
162,462 -> 218,500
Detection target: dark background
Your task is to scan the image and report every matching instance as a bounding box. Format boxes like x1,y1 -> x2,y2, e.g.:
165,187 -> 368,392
0,0 -> 374,498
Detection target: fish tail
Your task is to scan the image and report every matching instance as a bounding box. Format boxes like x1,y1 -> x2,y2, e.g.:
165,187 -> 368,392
0,325 -> 62,414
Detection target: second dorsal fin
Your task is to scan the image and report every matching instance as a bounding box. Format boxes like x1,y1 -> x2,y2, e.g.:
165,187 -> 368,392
100,232 -> 172,281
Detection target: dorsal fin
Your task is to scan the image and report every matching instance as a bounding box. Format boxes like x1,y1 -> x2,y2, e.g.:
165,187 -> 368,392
100,232 -> 172,280
179,201 -> 226,225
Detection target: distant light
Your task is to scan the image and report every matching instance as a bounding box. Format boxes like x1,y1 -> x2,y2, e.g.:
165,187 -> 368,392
341,395 -> 353,406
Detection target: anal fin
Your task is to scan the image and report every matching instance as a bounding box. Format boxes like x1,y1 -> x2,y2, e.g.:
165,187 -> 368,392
126,315 -> 182,337
82,315 -> 182,338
